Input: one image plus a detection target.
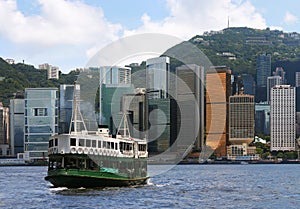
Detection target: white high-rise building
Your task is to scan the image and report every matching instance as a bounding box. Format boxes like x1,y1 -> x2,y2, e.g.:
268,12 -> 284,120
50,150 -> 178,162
98,66 -> 131,85
39,63 -> 59,80
270,85 -> 296,151
146,57 -> 170,99
267,76 -> 282,103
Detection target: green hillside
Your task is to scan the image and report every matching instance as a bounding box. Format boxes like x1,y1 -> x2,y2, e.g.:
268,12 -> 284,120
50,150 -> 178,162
0,57 -> 78,106
189,27 -> 300,75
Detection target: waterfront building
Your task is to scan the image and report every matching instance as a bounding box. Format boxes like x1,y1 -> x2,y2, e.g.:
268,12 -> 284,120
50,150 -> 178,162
255,102 -> 270,135
101,84 -> 134,135
175,64 -> 205,151
256,53 -> 271,87
296,72 -> 300,87
229,94 -> 255,144
24,88 -> 58,161
147,98 -> 171,152
206,66 -> 231,158
146,57 -> 170,99
267,76 -> 282,104
9,93 -> 25,155
121,89 -> 148,140
227,94 -> 257,160
38,63 -> 59,80
0,102 -> 9,156
59,84 -> 76,134
97,66 -> 132,126
270,85 -> 296,151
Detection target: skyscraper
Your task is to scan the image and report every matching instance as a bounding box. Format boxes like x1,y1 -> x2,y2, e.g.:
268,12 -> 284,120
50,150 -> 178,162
270,85 -> 296,151
176,64 -> 204,151
24,88 -> 58,161
59,84 -> 76,134
267,76 -> 282,103
255,102 -> 270,135
241,74 -> 255,95
256,53 -> 271,87
227,94 -> 257,160
229,94 -> 255,143
295,72 -> 300,87
98,66 -> 133,127
0,103 -> 9,156
146,57 -> 170,99
206,66 -> 231,157
121,90 -> 148,140
10,93 -> 25,155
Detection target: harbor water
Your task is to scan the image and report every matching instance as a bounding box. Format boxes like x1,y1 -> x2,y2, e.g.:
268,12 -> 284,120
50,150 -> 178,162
0,164 -> 299,208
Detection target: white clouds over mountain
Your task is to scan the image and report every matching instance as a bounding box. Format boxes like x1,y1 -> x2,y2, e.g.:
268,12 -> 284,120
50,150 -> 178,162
0,0 -> 268,72
124,0 -> 267,39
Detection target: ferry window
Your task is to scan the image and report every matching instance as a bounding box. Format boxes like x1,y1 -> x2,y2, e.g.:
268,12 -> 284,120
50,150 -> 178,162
70,138 -> 76,146
111,142 -> 114,149
103,141 -> 107,148
120,142 -> 123,151
79,139 -> 85,146
86,139 -> 91,147
115,143 -> 118,150
54,138 -> 58,146
92,140 -> 96,148
98,141 -> 102,148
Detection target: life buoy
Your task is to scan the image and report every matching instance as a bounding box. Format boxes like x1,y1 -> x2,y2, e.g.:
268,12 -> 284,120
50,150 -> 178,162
89,148 -> 94,155
77,148 -> 83,154
99,149 -> 103,155
70,148 -> 76,154
94,149 -> 98,155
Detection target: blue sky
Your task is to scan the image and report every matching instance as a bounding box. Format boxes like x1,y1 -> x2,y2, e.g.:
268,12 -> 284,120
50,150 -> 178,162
0,0 -> 300,73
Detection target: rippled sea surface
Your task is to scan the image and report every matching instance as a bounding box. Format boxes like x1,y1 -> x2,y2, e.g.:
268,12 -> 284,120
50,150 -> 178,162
0,164 -> 299,209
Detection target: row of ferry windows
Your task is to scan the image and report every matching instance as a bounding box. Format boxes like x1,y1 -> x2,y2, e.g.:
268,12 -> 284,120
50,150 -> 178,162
70,138 -> 119,150
49,138 -> 146,152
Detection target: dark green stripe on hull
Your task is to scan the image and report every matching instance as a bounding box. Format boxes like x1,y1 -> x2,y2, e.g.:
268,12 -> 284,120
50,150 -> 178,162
45,174 -> 149,188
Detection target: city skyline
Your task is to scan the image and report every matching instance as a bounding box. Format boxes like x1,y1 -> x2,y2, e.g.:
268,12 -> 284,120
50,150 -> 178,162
1,0 -> 300,73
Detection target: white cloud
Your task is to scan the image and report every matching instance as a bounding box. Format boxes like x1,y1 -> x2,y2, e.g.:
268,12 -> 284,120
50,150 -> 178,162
124,0 -> 267,40
0,0 -> 268,72
284,11 -> 298,25
0,0 -> 122,46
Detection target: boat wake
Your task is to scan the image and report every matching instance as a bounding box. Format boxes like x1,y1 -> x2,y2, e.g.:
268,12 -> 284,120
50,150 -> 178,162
146,179 -> 169,187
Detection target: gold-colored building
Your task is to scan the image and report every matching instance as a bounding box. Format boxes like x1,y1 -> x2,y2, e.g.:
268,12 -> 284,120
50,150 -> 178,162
205,66 -> 231,158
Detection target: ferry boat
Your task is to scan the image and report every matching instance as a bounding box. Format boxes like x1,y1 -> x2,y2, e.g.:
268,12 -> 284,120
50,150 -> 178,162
45,85 -> 149,188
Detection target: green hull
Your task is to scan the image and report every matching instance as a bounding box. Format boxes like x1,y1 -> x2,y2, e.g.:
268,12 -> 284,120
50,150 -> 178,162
45,169 -> 149,188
